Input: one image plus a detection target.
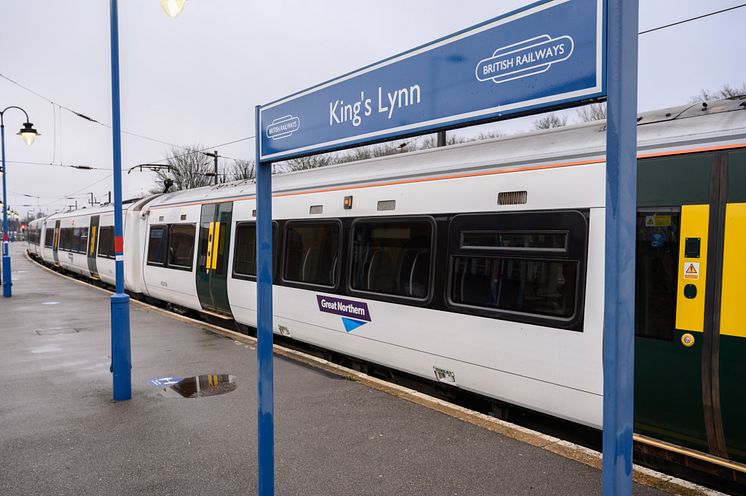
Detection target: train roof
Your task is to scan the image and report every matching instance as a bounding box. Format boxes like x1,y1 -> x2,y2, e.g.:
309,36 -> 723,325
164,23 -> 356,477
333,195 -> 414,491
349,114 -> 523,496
146,97 -> 746,209
42,195 -> 159,222
34,96 -> 746,221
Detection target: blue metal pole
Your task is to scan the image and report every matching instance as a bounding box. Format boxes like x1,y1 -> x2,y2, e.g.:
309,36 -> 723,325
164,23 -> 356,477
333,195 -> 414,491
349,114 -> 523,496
0,122 -> 11,298
255,105 -> 274,496
109,0 -> 132,401
602,0 -> 639,494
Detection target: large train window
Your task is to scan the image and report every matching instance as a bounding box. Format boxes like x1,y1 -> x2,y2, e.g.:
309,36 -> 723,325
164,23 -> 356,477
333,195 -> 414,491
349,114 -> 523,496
349,218 -> 432,299
447,211 -> 588,330
147,225 -> 168,266
97,226 -> 115,259
283,221 -> 340,287
44,228 -> 54,248
168,224 -> 196,270
635,208 -> 680,341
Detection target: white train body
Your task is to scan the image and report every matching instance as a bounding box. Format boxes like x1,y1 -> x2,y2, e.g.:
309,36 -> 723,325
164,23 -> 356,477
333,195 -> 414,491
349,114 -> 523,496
25,99 -> 746,433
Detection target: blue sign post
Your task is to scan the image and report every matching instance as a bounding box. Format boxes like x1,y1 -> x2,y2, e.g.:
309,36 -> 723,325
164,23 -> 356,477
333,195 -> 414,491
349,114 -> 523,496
602,0 -> 638,494
255,0 -> 636,493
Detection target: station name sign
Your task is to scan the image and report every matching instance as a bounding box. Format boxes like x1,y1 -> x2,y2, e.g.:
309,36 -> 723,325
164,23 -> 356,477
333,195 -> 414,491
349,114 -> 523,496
259,0 -> 605,162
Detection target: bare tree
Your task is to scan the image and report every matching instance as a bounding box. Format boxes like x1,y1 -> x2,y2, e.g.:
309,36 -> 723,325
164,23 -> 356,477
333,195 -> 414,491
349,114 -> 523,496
228,159 -> 256,181
472,130 -> 504,141
280,154 -> 332,172
151,145 -> 214,193
576,103 -> 607,122
690,83 -> 746,102
533,113 -> 568,130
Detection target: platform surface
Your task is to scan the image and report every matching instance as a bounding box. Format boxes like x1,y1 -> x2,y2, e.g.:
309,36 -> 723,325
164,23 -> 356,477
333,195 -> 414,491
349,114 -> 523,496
0,244 -> 670,495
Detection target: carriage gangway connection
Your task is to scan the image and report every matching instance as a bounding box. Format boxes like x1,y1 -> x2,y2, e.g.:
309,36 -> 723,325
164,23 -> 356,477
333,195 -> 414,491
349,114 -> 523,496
0,242 -> 722,495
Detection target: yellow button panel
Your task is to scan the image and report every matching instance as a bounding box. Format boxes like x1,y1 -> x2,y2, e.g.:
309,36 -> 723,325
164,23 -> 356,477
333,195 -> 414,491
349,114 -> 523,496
675,204 -> 709,332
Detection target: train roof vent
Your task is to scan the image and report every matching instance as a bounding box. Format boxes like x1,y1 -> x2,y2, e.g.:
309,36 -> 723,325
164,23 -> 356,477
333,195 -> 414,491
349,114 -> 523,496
497,191 -> 527,205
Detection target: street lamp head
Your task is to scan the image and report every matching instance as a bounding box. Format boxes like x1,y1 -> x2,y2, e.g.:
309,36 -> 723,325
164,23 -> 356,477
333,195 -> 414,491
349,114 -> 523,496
17,122 -> 40,146
160,0 -> 186,17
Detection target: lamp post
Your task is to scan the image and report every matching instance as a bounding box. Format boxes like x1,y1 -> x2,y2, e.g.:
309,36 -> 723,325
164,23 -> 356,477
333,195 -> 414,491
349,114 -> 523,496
107,0 -> 186,401
0,106 -> 39,297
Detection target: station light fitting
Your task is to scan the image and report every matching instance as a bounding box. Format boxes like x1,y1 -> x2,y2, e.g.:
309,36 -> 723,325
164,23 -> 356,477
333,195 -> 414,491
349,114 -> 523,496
160,0 -> 187,17
17,122 -> 40,146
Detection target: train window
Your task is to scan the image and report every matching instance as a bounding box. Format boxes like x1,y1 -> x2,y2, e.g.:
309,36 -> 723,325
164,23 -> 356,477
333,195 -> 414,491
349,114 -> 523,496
461,231 -> 567,251
44,229 -> 54,248
72,227 -> 88,254
59,228 -> 72,251
451,257 -> 577,318
447,211 -> 587,329
635,208 -> 680,341
97,226 -> 115,258
168,224 -> 196,270
147,225 -> 168,266
350,219 -> 432,299
232,222 -> 278,279
283,221 -> 340,287
233,223 -> 257,277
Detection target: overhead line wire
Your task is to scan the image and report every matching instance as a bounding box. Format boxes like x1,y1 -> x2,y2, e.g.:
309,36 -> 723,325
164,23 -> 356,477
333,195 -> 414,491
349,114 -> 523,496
0,72 -> 254,161
639,3 -> 746,35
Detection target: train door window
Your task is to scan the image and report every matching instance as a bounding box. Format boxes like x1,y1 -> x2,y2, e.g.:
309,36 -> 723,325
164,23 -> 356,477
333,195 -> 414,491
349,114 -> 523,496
97,226 -> 115,258
350,218 -> 432,299
44,229 -> 54,248
447,211 -> 587,330
283,221 -> 340,287
168,224 -> 196,270
147,225 -> 168,266
635,209 -> 680,340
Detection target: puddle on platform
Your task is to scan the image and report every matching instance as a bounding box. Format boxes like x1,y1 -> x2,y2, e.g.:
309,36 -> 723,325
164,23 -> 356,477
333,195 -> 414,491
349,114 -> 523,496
160,374 -> 237,398
35,327 -> 79,336
41,301 -> 60,305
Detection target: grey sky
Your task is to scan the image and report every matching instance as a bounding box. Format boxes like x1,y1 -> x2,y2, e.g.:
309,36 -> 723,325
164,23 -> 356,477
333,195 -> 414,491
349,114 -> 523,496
1,0 -> 744,218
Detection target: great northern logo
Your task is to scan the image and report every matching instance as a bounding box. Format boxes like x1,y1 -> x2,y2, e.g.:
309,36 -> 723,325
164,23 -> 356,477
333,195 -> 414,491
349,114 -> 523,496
476,34 -> 574,84
266,115 -> 300,140
316,295 -> 371,333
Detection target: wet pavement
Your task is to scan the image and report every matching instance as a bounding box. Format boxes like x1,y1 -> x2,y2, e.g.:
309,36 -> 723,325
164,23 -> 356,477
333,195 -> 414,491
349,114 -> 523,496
0,243 -> 671,495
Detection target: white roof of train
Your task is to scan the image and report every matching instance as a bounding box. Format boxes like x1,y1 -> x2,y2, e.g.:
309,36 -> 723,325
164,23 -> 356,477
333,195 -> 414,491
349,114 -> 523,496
36,97 -> 746,220
147,97 -> 746,209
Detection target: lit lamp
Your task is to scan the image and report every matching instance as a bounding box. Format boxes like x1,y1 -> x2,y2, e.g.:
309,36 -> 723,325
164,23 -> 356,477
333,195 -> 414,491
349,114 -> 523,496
1,105 -> 39,297
160,0 -> 187,17
17,122 -> 40,146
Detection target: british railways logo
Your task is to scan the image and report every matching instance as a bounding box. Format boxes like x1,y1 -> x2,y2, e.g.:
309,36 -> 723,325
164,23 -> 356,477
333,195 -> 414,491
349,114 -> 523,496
266,115 -> 301,140
476,34 -> 574,84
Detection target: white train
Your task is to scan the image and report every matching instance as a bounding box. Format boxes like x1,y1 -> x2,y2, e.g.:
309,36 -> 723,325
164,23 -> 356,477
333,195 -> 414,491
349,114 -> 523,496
27,98 -> 746,464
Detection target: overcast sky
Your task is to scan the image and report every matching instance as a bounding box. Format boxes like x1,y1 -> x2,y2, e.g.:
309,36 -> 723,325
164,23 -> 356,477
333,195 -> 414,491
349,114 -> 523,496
1,0 -> 744,218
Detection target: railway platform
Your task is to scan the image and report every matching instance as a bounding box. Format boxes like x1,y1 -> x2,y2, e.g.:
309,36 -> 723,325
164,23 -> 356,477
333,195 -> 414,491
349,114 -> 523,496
0,242 -> 716,495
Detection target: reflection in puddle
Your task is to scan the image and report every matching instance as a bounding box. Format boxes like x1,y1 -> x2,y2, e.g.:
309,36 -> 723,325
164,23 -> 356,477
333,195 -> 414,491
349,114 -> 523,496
161,374 -> 237,398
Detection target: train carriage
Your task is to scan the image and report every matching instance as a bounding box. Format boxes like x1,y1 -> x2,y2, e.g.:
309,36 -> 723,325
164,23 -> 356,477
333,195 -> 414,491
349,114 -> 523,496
28,97 -> 746,466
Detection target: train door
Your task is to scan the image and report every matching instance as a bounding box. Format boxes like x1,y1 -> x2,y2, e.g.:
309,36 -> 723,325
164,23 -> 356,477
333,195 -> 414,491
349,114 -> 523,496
718,149 -> 746,462
196,203 -> 233,317
52,220 -> 61,265
634,149 -> 745,462
87,215 -> 100,279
